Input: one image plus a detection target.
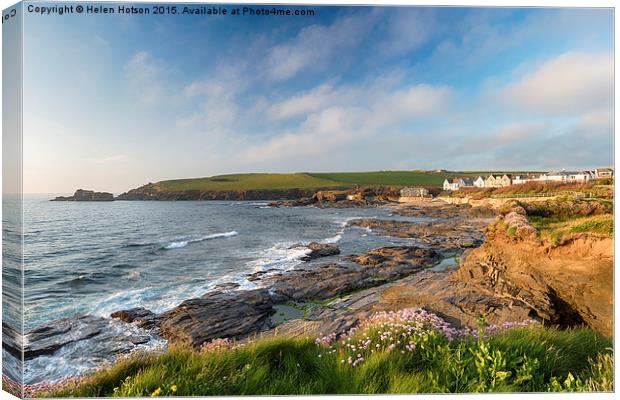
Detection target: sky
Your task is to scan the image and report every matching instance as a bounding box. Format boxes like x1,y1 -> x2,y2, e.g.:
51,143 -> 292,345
19,4 -> 614,193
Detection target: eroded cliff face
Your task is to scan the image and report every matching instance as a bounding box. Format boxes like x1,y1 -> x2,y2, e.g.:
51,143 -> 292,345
379,215 -> 613,336
454,230 -> 613,335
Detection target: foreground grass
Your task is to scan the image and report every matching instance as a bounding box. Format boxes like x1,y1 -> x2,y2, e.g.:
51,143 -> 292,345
42,311 -> 612,397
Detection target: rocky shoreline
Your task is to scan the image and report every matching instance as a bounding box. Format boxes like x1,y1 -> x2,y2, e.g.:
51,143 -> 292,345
16,199 -> 613,382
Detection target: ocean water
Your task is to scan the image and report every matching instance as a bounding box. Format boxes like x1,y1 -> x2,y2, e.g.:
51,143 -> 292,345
8,195 -> 431,383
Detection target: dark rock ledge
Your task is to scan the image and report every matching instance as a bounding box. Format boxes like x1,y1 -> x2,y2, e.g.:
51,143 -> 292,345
106,245 -> 439,348
51,189 -> 114,201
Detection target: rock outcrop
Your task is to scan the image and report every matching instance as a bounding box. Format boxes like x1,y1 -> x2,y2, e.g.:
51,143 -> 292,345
51,189 -> 114,201
269,187 -> 404,208
347,246 -> 438,268
292,242 -> 340,261
111,289 -> 275,349
313,191 -> 347,202
374,216 -> 613,336
110,307 -> 158,330
251,263 -> 379,303
2,322 -> 22,359
249,245 -> 440,303
156,289 -> 274,348
350,218 -> 486,252
452,232 -> 613,335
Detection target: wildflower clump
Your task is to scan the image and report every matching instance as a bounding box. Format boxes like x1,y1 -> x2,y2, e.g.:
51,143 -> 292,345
483,320 -> 538,336
315,308 -> 537,368
503,212 -> 538,239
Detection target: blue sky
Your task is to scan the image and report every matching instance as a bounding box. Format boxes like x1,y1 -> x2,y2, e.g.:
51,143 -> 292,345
20,4 -> 613,193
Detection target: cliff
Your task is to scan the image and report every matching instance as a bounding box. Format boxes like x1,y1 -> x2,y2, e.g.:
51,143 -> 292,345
453,221 -> 613,335
115,183 -> 407,202
115,183 -> 320,201
379,211 -> 613,336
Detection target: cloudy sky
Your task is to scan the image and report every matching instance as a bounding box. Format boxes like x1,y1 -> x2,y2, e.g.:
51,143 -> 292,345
21,5 -> 613,193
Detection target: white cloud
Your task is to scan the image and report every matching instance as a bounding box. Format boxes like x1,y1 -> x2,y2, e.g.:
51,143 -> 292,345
263,13 -> 373,81
378,8 -> 437,57
266,84 -> 338,121
240,106 -> 363,164
495,123 -> 543,143
499,52 -> 613,115
177,65 -> 247,131
124,51 -> 166,106
385,84 -> 452,117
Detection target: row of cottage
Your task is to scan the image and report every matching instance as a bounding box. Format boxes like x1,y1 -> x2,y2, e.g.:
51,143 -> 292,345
443,168 -> 614,191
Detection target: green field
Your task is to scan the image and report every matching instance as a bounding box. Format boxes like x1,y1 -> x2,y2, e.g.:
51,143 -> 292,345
156,171 -> 517,192
157,173 -> 349,191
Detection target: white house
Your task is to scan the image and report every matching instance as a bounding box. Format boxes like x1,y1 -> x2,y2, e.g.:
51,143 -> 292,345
485,174 -> 512,188
473,176 -> 485,188
443,178 -> 460,191
566,171 -> 592,183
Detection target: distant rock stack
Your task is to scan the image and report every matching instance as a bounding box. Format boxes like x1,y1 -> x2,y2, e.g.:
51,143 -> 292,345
51,189 -> 114,201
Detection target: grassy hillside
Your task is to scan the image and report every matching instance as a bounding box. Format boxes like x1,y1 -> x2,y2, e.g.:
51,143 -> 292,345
157,173 -> 350,191
156,171 -> 521,192
37,310 -> 612,397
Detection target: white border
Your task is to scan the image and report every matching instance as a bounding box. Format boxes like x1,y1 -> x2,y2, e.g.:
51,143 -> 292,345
0,1 -> 616,400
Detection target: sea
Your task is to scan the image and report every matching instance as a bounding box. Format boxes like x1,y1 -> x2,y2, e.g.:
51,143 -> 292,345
4,195 -> 433,384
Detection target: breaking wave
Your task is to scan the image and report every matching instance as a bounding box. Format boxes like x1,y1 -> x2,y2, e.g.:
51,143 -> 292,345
163,231 -> 238,250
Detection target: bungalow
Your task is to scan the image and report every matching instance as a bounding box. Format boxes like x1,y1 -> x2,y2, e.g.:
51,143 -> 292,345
595,168 -> 614,179
485,174 -> 512,188
473,176 -> 485,188
544,171 -> 565,182
545,170 -> 591,183
443,178 -> 460,191
566,171 -> 592,183
512,173 -> 542,185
